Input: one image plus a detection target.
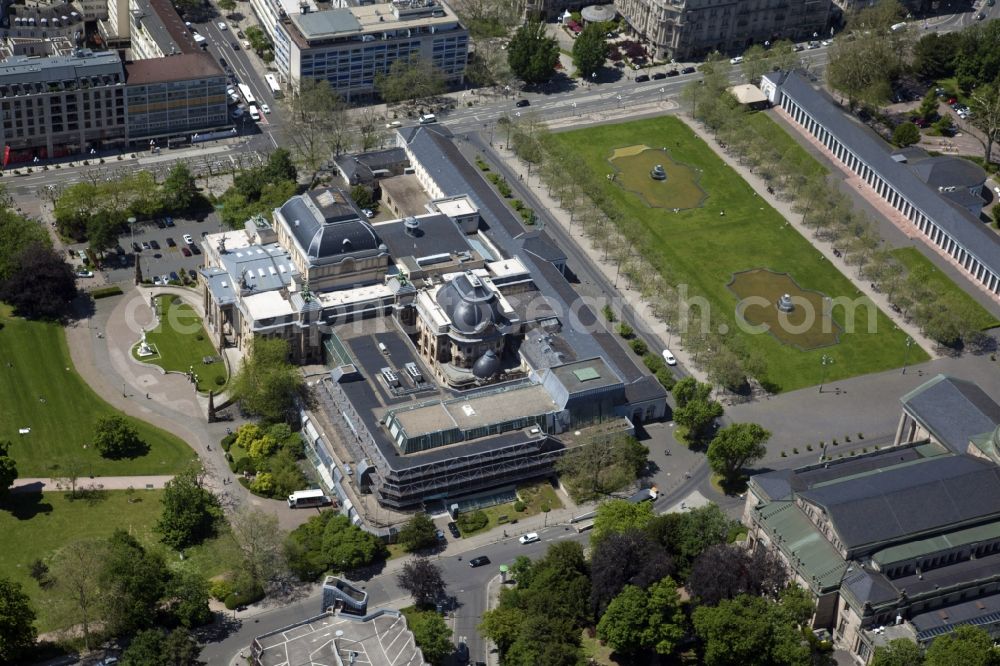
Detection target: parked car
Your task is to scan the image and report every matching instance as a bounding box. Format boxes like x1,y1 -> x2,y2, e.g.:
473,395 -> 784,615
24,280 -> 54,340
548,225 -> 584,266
149,240 -> 160,250
219,57 -> 227,69
231,41 -> 240,50
635,74 -> 650,82
651,71 -> 666,80
160,274 -> 169,285
191,245 -> 201,255
166,237 -> 177,247
385,120 -> 402,128
468,556 -> 491,568
447,521 -> 461,538
132,242 -> 142,252
662,349 -> 677,366
519,532 -> 540,545
76,270 -> 94,278
436,529 -> 446,541
183,234 -> 194,244
681,66 -> 696,74
188,269 -> 197,279
152,275 -> 163,286
217,21 -> 227,30
237,29 -> 245,38
164,216 -> 174,227
141,241 -> 151,250
362,208 -> 374,219
169,271 -> 180,282
455,642 -> 469,664
155,218 -> 166,229
666,69 -> 680,77
261,103 -> 270,114
729,56 -> 743,65
181,247 -> 192,257
515,98 -> 530,107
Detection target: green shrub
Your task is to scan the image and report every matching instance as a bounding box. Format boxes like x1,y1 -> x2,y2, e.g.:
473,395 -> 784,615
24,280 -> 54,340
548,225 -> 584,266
210,579 -> 233,601
476,157 -> 490,171
513,500 -> 527,512
233,457 -> 256,475
793,447 -> 799,455
806,444 -> 813,451
602,305 -> 616,322
519,208 -> 536,224
456,510 -> 488,534
221,433 -> 237,451
642,353 -> 664,372
224,584 -> 265,610
781,451 -> 787,457
629,338 -> 648,356
510,199 -> 524,211
617,322 -> 634,338
91,285 -> 124,299
215,376 -> 226,386
497,181 -> 513,198
655,368 -> 676,391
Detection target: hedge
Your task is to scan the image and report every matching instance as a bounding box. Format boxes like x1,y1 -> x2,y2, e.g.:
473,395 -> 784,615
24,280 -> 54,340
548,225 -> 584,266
224,584 -> 265,610
91,285 -> 124,299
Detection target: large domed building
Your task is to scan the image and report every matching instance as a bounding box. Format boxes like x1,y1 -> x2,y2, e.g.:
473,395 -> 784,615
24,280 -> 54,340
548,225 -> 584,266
414,270 -> 521,387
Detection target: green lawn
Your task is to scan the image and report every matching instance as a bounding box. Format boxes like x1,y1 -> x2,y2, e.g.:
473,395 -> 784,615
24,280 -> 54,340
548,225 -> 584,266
0,307 -> 196,477
133,295 -> 227,393
551,116 -> 926,392
891,247 -> 1000,330
745,113 -> 828,178
0,489 -> 243,632
458,481 -> 563,537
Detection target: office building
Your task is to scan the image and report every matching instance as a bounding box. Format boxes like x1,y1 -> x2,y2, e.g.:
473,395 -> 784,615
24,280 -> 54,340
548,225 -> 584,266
128,0 -> 200,60
761,70 -> 1000,301
615,0 -> 831,61
744,375 -> 1000,663
247,0 -> 467,97
124,52 -> 229,141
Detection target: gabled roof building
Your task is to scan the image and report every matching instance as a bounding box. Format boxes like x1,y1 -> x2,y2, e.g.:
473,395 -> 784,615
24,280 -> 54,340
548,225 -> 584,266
744,375 -> 1000,663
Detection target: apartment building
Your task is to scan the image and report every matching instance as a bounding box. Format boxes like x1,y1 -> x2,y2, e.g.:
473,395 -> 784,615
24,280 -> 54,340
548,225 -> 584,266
128,0 -> 200,60
0,50 -> 127,162
248,0 -> 467,97
124,52 -> 229,140
615,0 -> 831,61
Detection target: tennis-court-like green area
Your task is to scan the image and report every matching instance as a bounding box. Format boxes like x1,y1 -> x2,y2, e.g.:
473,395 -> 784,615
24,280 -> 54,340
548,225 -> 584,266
551,115 -> 925,392
0,305 -> 195,476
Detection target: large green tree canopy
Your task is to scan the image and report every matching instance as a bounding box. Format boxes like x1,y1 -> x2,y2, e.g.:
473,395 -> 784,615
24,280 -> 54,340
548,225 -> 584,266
507,21 -> 559,84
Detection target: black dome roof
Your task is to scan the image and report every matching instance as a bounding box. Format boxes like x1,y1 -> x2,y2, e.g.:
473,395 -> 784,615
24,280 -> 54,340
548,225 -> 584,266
435,272 -> 503,335
472,350 -> 501,379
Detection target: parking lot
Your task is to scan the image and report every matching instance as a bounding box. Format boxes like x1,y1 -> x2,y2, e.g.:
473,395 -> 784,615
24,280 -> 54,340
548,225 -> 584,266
71,214 -> 224,287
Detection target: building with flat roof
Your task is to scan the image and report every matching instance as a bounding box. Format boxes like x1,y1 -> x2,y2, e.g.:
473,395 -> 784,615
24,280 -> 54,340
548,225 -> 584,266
124,52 -> 229,140
762,70 -> 1000,301
248,0 -> 468,96
251,606 -> 427,666
128,0 -> 200,60
744,375 -> 1000,664
616,0 -> 831,61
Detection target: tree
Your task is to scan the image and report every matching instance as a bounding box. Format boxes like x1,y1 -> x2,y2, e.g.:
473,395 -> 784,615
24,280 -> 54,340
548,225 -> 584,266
351,185 -> 377,210
230,337 -> 309,423
0,577 -> 37,663
47,539 -> 108,650
592,500 -> 655,545
375,56 -> 447,105
672,377 -> 712,407
0,209 -> 48,282
322,513 -> 383,571
156,464 -> 222,549
597,577 -> 685,656
706,423 -> 770,486
120,628 -> 203,666
397,557 -> 447,608
688,544 -> 788,606
674,398 -> 724,443
507,21 -> 559,85
244,26 -> 272,56
590,529 -> 673,615
892,122 -> 921,148
217,0 -> 235,11
100,530 -> 169,637
479,605 -> 522,655
230,507 -> 287,586
0,441 -> 17,499
93,414 -> 146,459
399,513 -> 438,552
646,503 -> 737,578
164,569 -> 212,628
913,32 -> 960,79
692,594 -> 811,666
924,624 -> 1000,666
0,241 -> 77,320
871,638 -> 925,666
162,163 -> 198,212
826,34 -> 894,110
263,148 -> 298,184
572,24 -> 608,79
966,83 -> 1000,165
407,609 -> 454,665
556,435 -> 648,501
286,80 -> 349,176
247,434 -> 280,468
87,216 -> 121,256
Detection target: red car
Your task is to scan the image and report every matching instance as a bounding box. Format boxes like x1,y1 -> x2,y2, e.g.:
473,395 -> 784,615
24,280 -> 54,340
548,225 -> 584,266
947,97 -> 957,105
181,247 -> 192,257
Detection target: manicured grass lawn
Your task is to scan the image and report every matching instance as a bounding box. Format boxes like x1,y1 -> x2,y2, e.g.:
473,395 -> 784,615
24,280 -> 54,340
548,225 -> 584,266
551,116 -> 925,392
0,307 -> 196,477
458,481 -> 563,537
891,247 -> 1000,330
133,295 -> 227,393
0,489 -> 243,632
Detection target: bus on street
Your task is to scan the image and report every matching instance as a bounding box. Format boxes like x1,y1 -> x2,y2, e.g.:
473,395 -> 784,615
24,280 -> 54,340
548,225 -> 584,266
238,83 -> 256,106
265,73 -> 283,98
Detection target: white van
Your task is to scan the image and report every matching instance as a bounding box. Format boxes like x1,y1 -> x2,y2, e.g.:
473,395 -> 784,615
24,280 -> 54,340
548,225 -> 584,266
662,349 -> 677,366
248,105 -> 260,121
419,113 -> 437,124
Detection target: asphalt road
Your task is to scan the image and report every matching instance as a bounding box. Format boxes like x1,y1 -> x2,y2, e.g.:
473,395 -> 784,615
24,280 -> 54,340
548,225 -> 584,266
200,526 -> 587,665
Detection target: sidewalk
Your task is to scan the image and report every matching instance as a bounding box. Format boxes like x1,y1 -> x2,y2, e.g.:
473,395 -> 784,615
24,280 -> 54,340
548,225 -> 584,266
10,475 -> 175,493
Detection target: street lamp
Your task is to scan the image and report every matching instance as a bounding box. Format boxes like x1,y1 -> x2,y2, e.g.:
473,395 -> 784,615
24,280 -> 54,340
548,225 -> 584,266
572,101 -> 578,116
128,216 -> 137,250
819,354 -> 833,393
616,94 -> 623,108
902,336 -> 914,374
659,87 -> 665,103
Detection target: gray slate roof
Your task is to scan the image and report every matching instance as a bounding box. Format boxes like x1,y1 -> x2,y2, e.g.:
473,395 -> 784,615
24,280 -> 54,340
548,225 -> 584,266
776,71 -> 1000,274
278,191 -> 381,262
798,454 -> 1000,550
901,374 -> 1000,452
910,156 -> 986,190
842,568 -> 899,607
